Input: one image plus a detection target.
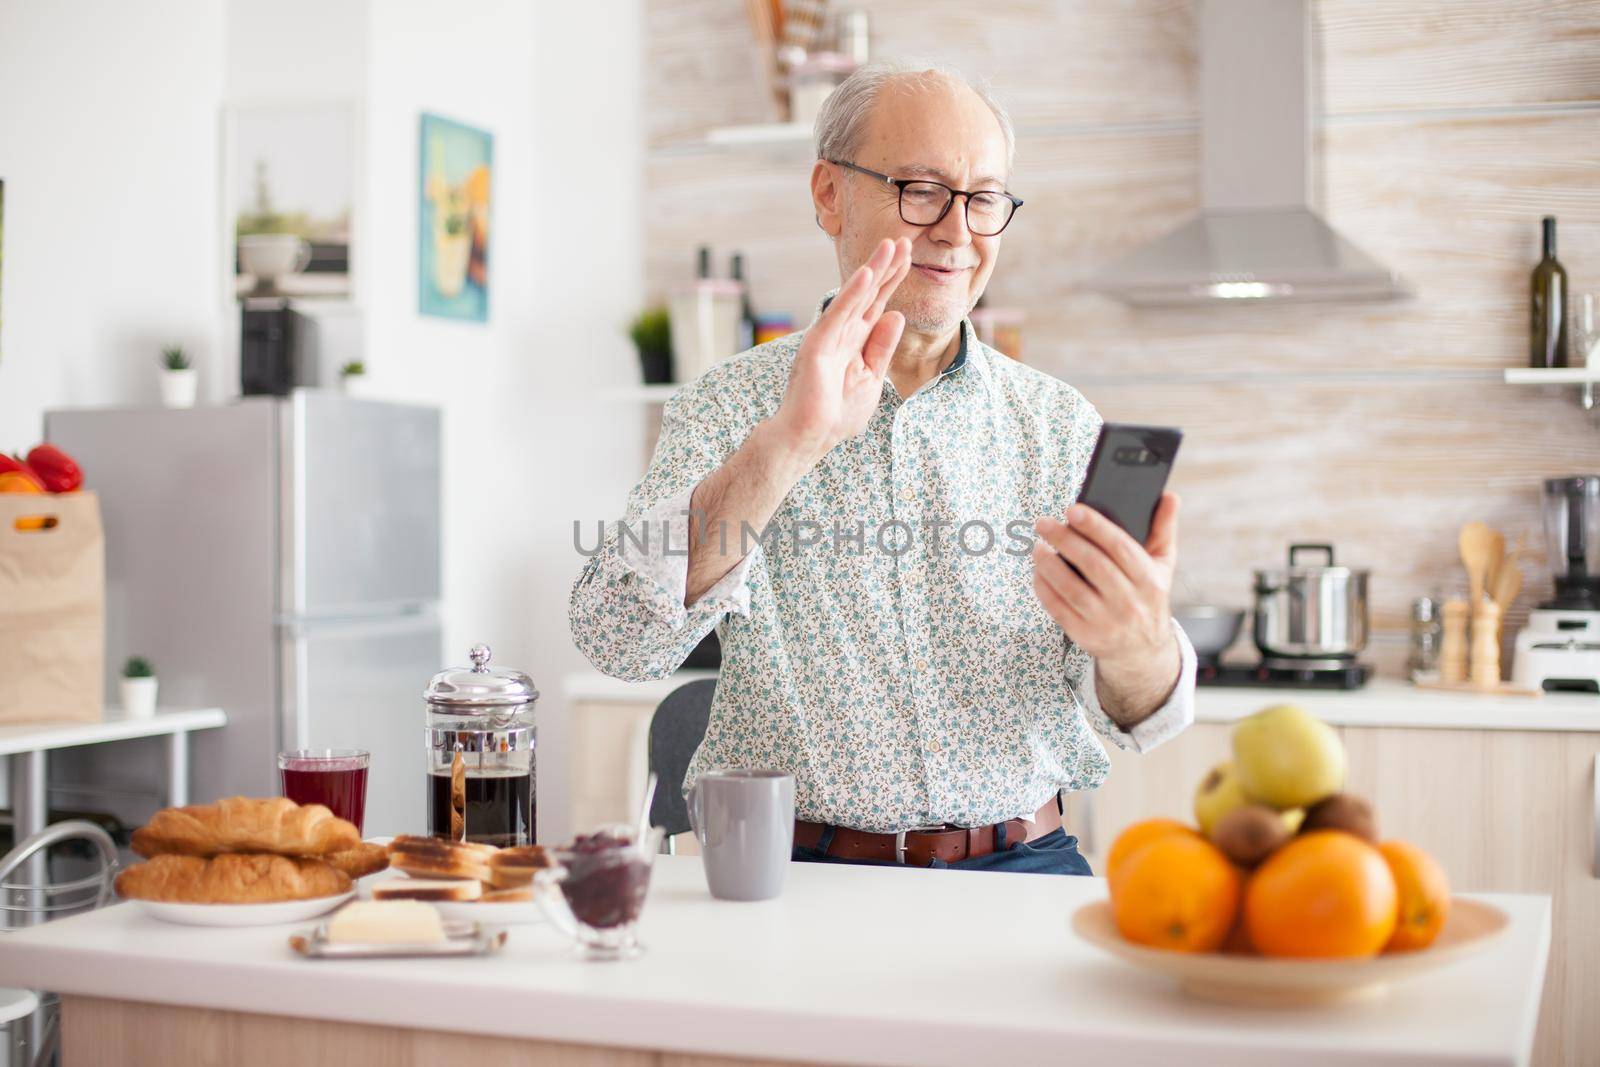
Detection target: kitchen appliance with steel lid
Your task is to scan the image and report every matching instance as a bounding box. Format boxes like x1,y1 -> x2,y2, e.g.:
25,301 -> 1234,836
1188,543 -> 1374,689
424,644 -> 539,846
1253,543 -> 1370,665
1184,544 -> 1371,691
1512,476 -> 1600,693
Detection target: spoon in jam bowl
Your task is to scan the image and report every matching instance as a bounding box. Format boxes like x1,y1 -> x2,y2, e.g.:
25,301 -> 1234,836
637,772 -> 659,850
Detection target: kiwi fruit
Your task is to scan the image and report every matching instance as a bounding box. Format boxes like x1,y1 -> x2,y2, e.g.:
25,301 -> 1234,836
1209,804 -> 1292,868
1300,793 -> 1378,843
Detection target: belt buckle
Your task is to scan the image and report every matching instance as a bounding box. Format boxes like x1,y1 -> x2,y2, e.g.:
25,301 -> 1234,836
894,823 -> 950,865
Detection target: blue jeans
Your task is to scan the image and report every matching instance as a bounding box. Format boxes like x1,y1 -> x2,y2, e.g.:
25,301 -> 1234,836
792,825 -> 1094,876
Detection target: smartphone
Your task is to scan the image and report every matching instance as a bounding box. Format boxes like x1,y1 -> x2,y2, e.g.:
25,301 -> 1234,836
1075,423 -> 1183,545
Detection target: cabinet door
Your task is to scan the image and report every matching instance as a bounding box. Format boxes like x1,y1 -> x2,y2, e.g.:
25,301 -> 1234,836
570,699 -> 656,832
1068,723 -> 1598,1065
1343,727 -> 1598,1067
1060,723 -> 1233,866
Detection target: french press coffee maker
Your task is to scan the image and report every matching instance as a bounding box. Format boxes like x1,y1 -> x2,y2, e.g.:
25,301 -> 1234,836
423,644 -> 539,846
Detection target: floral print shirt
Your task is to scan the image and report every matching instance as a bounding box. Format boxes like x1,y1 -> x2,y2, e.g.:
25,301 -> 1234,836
569,296 -> 1195,833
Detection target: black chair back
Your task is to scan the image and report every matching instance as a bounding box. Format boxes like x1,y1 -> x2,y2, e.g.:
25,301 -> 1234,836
647,677 -> 716,838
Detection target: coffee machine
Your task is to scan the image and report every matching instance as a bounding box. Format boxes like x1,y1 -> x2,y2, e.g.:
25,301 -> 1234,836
240,297 -> 310,396
1512,475 -> 1600,693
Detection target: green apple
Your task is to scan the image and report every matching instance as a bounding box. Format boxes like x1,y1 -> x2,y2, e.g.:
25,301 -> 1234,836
1193,761 -> 1250,836
1232,704 -> 1346,810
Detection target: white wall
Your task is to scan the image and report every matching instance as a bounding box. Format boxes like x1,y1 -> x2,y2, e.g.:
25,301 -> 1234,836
0,0 -> 226,439
226,0 -> 368,101
526,2 -> 647,842
363,0 -> 646,843
0,0 -> 646,843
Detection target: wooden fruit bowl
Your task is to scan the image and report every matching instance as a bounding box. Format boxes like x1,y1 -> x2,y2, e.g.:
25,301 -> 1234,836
1071,897 -> 1509,1007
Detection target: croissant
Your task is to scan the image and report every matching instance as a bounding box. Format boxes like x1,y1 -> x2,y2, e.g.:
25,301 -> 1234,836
131,796 -> 361,859
115,853 -> 351,903
324,841 -> 390,880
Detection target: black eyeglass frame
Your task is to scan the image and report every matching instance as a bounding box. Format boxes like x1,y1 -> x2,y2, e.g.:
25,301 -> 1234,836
828,159 -> 1024,236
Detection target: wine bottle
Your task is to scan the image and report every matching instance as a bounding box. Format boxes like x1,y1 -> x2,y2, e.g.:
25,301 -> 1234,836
695,245 -> 712,280
730,252 -> 757,352
1531,216 -> 1569,369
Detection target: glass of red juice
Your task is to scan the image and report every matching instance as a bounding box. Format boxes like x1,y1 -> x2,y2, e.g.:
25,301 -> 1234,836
278,749 -> 370,834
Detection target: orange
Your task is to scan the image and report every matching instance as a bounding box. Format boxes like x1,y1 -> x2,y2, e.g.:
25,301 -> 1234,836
0,471 -> 47,530
1105,818 -> 1199,888
1245,830 -> 1397,958
1111,833 -> 1241,953
0,471 -> 44,494
1380,840 -> 1451,952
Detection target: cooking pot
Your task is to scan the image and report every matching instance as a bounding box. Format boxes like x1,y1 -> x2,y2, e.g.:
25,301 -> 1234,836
1252,544 -> 1369,662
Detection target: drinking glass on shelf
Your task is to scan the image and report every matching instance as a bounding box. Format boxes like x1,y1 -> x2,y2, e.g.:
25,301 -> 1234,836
278,749 -> 370,834
1577,293 -> 1599,411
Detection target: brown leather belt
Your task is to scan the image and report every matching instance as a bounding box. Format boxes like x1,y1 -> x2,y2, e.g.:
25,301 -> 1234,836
793,795 -> 1063,867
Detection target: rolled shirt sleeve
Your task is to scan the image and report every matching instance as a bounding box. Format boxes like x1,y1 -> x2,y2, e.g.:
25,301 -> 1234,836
568,381 -> 767,682
614,484 -> 763,630
1074,617 -> 1197,754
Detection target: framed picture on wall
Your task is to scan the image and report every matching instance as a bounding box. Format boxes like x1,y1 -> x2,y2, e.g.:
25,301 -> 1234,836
418,113 -> 491,323
222,102 -> 360,303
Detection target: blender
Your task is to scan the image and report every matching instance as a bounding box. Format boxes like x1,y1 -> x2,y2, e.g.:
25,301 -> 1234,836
1512,476 -> 1600,693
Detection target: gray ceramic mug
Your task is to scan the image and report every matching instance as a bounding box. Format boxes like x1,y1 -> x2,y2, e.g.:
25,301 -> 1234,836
687,768 -> 795,901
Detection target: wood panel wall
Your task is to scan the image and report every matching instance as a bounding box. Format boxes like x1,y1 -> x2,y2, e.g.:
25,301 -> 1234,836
641,0 -> 1600,671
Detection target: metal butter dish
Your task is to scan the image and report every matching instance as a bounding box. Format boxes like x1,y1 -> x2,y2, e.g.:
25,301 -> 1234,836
289,919 -> 507,959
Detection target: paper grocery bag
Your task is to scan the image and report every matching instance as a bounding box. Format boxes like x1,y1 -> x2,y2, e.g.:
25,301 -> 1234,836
0,491 -> 105,723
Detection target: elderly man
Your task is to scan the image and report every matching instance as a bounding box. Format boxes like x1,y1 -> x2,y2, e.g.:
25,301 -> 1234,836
569,61 -> 1195,875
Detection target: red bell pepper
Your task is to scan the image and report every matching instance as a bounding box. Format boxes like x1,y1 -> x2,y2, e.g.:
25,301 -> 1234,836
0,453 -> 28,478
24,443 -> 84,493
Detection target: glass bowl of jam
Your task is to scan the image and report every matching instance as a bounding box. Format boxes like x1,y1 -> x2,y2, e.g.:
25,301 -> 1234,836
535,823 -> 665,960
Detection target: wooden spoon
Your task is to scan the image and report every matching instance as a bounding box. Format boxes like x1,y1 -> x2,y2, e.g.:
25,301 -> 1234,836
1483,527 -> 1506,603
1491,558 -> 1524,650
1493,558 -> 1524,613
1459,522 -> 1498,605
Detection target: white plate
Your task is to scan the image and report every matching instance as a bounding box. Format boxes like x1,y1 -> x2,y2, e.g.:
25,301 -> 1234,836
133,892 -> 354,927
433,896 -> 545,926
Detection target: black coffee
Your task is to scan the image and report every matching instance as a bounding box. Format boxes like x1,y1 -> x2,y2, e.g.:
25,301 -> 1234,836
427,767 -> 534,847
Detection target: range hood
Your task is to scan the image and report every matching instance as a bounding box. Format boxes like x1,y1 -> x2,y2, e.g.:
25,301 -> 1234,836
1085,0 -> 1409,306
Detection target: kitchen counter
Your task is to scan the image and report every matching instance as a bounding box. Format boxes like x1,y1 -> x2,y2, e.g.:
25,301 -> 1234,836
1193,677 -> 1600,732
566,670 -> 1600,733
0,856 -> 1551,1067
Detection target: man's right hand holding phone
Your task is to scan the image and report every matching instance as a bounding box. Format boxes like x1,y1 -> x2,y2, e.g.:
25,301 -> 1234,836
1032,492 -> 1183,728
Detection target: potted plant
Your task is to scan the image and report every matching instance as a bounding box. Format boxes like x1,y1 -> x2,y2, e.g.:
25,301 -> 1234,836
121,656 -> 158,719
339,359 -> 369,397
628,306 -> 674,385
159,345 -> 198,408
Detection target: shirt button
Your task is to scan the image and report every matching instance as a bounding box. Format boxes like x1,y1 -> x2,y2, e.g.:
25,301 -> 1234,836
899,485 -> 914,502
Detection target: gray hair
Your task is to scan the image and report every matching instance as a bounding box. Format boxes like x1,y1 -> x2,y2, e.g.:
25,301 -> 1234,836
813,59 -> 1016,176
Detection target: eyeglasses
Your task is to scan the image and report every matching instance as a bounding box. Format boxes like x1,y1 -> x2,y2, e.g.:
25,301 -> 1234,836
829,160 -> 1023,237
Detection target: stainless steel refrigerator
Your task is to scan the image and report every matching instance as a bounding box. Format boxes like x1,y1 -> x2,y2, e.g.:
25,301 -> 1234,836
45,392 -> 441,838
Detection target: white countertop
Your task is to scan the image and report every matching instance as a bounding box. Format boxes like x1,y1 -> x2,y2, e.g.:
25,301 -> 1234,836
566,669 -> 1600,732
0,856 -> 1550,1066
564,668 -> 718,705
1193,678 -> 1600,733
0,707 -> 227,756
